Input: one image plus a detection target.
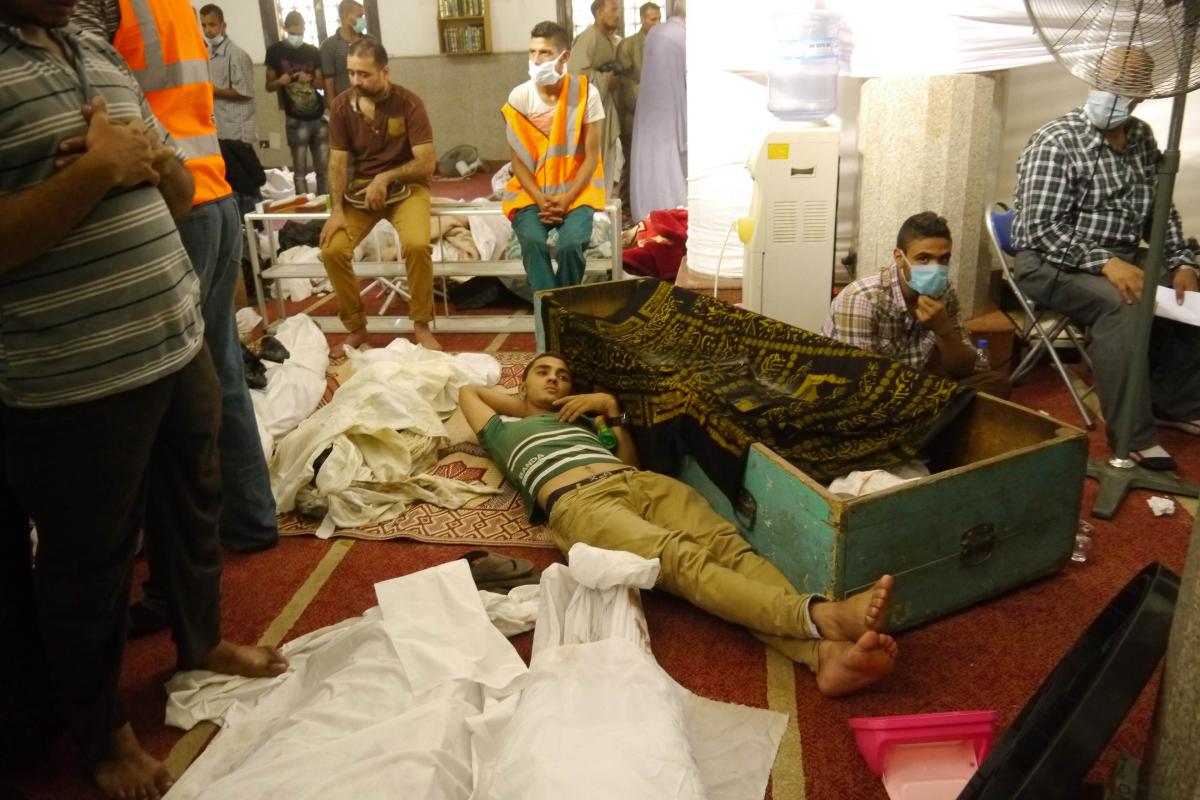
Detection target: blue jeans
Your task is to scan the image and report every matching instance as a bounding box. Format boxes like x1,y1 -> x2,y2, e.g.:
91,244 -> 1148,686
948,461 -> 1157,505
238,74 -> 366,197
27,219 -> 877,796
512,205 -> 595,292
177,196 -> 278,551
285,116 -> 328,195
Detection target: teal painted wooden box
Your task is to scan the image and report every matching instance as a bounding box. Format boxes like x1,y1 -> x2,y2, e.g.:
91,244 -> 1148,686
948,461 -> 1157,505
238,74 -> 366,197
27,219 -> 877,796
535,283 -> 1089,631
675,397 -> 1087,631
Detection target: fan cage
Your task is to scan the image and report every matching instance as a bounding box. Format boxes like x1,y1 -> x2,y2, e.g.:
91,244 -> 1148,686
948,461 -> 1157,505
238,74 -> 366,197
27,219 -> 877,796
1025,0 -> 1200,99
437,144 -> 483,178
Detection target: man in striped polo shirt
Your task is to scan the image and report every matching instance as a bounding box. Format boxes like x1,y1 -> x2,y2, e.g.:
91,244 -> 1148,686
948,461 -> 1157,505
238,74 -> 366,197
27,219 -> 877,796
0,3 -> 286,798
460,352 -> 900,698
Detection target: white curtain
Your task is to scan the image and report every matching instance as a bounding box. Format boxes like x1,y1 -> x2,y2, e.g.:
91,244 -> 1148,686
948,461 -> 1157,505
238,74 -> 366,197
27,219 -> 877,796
687,0 -> 1200,277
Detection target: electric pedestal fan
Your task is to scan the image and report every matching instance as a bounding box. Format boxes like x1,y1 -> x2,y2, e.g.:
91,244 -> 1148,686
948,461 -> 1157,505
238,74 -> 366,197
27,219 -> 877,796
1023,0 -> 1200,518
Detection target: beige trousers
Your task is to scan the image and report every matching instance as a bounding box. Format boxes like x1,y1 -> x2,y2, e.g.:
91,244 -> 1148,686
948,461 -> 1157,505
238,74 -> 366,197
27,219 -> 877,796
319,184 -> 434,332
548,469 -> 821,671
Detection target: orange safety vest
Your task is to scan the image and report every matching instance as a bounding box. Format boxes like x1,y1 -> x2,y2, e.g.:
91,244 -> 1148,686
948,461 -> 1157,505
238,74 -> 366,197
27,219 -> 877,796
114,0 -> 231,206
500,75 -> 606,220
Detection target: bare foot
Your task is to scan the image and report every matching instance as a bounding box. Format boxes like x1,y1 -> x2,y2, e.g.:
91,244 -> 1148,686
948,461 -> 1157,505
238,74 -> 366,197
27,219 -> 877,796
331,327 -> 369,359
201,640 -> 289,678
810,574 -> 893,641
815,631 -> 899,697
413,324 -> 442,351
92,723 -> 173,800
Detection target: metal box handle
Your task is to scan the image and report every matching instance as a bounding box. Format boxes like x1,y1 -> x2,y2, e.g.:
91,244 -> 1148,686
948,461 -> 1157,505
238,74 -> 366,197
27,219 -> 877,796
735,488 -> 757,530
960,523 -> 996,567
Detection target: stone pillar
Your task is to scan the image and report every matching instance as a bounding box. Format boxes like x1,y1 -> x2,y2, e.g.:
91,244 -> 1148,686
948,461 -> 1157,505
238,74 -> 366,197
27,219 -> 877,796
1143,516 -> 1200,799
856,75 -> 1001,317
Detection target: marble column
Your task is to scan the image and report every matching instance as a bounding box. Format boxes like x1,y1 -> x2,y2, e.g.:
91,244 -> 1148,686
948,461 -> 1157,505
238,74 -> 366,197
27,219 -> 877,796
856,74 -> 1002,317
1142,516 -> 1200,799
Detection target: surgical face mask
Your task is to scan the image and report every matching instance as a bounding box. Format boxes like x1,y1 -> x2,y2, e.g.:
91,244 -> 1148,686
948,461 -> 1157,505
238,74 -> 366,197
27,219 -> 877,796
354,18 -> 367,34
529,53 -> 564,86
1084,90 -> 1133,130
902,254 -> 950,297
286,33 -> 304,47
204,33 -> 225,47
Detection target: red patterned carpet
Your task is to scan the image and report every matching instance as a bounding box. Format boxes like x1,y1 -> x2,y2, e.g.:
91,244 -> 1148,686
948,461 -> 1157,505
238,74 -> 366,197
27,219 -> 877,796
4,344 -> 1196,800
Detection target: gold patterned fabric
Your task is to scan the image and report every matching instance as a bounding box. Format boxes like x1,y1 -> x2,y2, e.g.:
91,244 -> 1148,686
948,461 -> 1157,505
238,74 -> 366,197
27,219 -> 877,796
541,280 -> 972,497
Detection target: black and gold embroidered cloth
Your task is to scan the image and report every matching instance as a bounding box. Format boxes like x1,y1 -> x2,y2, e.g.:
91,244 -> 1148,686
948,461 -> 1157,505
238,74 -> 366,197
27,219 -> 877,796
540,280 -> 973,498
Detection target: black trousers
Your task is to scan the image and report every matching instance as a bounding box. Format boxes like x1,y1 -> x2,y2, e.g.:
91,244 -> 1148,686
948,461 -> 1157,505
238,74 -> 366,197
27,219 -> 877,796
0,430 -> 57,770
0,348 -> 224,764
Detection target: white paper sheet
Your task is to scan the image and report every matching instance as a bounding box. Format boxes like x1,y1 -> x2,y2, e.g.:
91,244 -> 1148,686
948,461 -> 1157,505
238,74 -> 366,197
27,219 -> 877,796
1155,286 -> 1200,327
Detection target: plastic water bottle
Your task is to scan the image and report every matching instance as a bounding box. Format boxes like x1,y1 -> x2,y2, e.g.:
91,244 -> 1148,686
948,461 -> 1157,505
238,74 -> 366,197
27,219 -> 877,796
767,8 -> 840,121
592,416 -> 618,449
1072,519 -> 1094,564
974,338 -> 991,372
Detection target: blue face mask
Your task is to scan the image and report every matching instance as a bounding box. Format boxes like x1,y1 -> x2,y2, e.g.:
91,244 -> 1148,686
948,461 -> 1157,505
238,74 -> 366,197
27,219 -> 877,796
1084,90 -> 1132,130
902,254 -> 950,297
354,18 -> 367,34
286,33 -> 304,47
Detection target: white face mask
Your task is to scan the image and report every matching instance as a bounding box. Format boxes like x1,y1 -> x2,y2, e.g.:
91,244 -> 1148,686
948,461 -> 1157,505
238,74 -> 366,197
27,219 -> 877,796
1084,90 -> 1133,130
528,53 -> 564,86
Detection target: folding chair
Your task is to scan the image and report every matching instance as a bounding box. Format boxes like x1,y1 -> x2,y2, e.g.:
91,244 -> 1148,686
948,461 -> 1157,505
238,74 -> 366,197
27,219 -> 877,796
986,202 -> 1096,429
356,220 -> 449,317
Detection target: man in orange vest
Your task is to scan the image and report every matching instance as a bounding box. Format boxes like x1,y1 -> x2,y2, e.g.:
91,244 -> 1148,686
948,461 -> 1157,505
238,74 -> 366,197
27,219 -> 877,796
502,21 -> 606,292
74,0 -> 279,577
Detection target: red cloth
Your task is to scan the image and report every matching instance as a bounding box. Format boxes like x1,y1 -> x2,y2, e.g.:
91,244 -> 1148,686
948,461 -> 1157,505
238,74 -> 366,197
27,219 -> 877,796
622,208 -> 688,281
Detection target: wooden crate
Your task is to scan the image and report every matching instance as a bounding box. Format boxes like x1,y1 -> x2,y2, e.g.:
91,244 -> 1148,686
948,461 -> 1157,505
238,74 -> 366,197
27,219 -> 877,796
535,279 -> 1089,631
677,395 -> 1087,630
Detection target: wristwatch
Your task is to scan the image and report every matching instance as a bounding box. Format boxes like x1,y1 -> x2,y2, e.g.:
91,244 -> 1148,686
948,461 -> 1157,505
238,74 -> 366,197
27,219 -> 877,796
608,411 -> 631,428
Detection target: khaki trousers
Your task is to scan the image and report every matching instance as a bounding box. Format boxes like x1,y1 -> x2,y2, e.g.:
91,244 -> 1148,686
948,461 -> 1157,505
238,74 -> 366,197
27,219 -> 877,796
320,184 -> 434,332
548,469 -> 820,671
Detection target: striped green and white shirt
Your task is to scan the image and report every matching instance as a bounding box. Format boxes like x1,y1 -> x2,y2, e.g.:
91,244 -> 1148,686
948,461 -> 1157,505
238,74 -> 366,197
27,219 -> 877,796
0,23 -> 203,408
478,413 -> 624,521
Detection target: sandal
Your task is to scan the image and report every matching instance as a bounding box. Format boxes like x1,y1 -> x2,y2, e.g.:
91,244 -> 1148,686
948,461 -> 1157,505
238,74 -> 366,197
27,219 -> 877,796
460,550 -> 539,592
1131,449 -> 1178,472
1156,417 -> 1200,436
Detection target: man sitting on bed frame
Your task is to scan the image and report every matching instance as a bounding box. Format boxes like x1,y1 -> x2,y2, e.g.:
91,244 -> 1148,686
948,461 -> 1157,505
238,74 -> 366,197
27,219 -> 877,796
460,351 -> 899,696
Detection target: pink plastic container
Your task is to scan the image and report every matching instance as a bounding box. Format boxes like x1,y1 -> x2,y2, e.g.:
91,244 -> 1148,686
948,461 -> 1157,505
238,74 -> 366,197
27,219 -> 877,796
849,711 -> 997,777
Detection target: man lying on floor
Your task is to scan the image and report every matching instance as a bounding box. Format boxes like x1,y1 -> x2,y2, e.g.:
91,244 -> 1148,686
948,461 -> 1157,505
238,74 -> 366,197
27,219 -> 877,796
460,352 -> 899,696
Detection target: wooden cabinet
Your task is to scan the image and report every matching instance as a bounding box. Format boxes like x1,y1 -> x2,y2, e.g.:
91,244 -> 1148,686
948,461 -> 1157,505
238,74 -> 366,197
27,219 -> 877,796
437,0 -> 491,55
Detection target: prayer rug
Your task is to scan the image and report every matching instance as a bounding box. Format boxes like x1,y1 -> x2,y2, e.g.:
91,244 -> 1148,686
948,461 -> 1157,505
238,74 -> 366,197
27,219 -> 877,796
540,279 -> 974,497
277,352 -> 555,548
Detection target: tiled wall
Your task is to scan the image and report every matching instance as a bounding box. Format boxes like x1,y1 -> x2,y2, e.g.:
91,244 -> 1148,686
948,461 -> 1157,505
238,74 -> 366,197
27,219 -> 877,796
251,52 -> 527,168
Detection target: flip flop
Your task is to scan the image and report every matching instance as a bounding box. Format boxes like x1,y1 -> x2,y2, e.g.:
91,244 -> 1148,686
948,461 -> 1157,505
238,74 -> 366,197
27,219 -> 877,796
474,569 -> 542,594
460,550 -> 536,591
1156,417 -> 1200,436
1131,449 -> 1177,472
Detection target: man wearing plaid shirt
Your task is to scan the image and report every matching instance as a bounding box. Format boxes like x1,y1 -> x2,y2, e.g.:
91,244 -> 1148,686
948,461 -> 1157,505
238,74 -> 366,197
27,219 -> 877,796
822,212 -> 1011,398
1012,46 -> 1200,471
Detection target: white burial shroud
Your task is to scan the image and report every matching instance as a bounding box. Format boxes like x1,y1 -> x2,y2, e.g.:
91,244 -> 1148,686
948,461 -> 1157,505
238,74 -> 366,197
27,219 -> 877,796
163,545 -> 787,800
268,338 -> 502,535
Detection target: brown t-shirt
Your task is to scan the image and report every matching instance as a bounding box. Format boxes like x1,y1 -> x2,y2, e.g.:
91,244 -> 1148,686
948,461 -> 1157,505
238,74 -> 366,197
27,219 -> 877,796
328,83 -> 433,184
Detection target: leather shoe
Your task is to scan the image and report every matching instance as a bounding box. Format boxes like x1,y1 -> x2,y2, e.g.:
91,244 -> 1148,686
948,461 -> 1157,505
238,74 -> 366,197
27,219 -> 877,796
242,344 -> 268,390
